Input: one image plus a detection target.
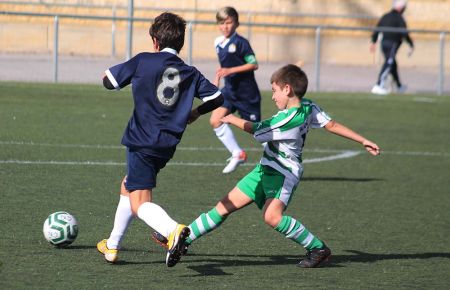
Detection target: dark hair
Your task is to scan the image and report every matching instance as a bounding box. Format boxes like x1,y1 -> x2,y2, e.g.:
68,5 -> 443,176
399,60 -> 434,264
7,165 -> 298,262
270,64 -> 308,98
149,12 -> 186,53
216,6 -> 239,25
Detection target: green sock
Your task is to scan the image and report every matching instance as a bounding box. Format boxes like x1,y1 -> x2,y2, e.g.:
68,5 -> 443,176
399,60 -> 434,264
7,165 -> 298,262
274,216 -> 324,250
186,208 -> 226,245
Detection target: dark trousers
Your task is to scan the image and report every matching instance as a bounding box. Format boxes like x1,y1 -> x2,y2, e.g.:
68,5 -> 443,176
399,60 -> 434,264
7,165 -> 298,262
377,40 -> 402,88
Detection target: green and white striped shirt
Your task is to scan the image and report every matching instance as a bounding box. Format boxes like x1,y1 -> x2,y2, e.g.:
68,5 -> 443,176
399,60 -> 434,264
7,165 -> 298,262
252,98 -> 331,178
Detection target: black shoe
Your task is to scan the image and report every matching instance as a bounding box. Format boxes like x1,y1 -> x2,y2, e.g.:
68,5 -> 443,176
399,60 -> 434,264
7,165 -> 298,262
297,244 -> 331,268
152,231 -> 189,255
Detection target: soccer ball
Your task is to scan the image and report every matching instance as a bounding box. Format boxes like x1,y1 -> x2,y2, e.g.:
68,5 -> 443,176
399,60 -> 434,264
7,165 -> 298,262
43,211 -> 78,247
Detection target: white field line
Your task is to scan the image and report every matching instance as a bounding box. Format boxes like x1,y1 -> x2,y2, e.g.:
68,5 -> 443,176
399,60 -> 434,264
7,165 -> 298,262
0,151 -> 362,166
0,140 -> 449,157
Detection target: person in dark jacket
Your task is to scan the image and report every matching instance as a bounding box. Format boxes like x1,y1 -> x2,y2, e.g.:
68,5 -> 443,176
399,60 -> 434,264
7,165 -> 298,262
370,0 -> 414,95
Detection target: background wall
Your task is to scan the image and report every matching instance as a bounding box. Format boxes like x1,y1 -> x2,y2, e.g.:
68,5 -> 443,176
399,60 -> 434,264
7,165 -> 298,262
0,0 -> 449,67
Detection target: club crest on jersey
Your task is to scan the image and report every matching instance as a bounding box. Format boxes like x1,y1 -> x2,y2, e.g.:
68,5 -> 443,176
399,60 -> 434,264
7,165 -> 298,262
228,43 -> 236,53
156,67 -> 180,107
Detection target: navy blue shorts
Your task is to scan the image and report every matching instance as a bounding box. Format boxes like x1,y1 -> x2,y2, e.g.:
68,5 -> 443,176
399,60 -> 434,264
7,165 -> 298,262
222,98 -> 261,122
125,148 -> 169,191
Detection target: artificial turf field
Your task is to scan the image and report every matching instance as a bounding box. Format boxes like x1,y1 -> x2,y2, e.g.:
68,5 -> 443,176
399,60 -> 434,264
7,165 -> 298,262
0,82 -> 449,289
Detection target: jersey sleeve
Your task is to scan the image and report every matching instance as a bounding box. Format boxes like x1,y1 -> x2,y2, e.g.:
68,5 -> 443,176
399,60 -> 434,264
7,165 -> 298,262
196,71 -> 221,102
252,110 -> 296,143
239,38 -> 258,64
309,103 -> 331,128
104,54 -> 141,90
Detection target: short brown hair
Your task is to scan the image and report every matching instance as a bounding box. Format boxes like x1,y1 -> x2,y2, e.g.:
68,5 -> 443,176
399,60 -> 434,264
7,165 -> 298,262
270,64 -> 308,98
149,12 -> 186,53
216,6 -> 239,25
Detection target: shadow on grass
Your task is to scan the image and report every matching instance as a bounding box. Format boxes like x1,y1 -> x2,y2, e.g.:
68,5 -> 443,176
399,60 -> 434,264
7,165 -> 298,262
64,245 -> 450,276
63,245 -> 97,250
180,250 -> 450,276
302,177 -> 383,182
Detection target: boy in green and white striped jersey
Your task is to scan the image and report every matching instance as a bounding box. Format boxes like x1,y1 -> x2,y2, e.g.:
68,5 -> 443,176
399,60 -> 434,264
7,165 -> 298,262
154,64 -> 381,267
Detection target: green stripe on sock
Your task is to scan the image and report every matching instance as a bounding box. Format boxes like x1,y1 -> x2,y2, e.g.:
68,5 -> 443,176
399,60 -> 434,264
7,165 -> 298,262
186,208 -> 226,245
200,213 -> 211,232
190,220 -> 201,237
274,216 -> 290,233
308,237 -> 324,250
274,215 -> 324,250
207,208 -> 225,224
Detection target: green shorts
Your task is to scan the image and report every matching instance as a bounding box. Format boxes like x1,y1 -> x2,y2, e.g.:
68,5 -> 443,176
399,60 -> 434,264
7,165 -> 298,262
237,164 -> 299,210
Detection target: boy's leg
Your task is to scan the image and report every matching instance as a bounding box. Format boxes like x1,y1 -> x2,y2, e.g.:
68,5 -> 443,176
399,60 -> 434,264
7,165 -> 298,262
131,189 -> 177,237
263,197 -> 324,250
107,178 -> 133,249
274,215 -> 330,267
107,194 -> 133,248
187,187 -> 253,244
130,189 -> 189,267
261,168 -> 330,268
274,215 -> 324,250
211,107 -> 246,173
97,177 -> 133,263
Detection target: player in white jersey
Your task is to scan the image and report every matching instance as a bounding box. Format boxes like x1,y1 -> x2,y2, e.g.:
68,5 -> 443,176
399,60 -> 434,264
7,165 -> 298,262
152,64 -> 380,267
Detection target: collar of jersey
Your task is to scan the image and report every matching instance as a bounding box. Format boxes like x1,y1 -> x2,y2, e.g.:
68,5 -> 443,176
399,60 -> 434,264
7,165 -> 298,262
217,32 -> 237,49
161,47 -> 178,55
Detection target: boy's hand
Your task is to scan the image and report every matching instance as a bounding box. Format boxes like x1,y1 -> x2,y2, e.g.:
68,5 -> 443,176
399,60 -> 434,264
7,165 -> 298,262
220,114 -> 236,124
216,67 -> 232,78
362,140 -> 381,156
221,114 -> 254,133
213,74 -> 221,87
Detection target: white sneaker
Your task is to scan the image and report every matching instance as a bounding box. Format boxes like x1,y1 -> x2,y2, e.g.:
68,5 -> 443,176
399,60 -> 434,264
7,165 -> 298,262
397,84 -> 407,94
222,150 -> 247,174
371,85 -> 389,95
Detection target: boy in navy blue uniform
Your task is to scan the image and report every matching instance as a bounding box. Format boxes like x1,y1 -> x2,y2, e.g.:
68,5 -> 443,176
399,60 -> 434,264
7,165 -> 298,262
96,12 -> 223,267
210,7 -> 262,173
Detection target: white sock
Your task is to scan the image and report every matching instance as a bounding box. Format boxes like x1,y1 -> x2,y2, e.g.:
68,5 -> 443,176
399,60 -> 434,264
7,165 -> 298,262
107,195 -> 133,249
214,123 -> 242,156
137,202 -> 177,238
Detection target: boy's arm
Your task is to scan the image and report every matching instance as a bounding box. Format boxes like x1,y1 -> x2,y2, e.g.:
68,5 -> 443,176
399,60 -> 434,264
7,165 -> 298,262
213,72 -> 221,87
188,94 -> 224,124
216,63 -> 258,78
221,114 -> 254,134
324,120 -> 380,156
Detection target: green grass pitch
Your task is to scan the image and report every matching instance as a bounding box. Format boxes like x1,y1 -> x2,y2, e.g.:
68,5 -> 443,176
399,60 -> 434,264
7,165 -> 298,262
0,82 -> 449,289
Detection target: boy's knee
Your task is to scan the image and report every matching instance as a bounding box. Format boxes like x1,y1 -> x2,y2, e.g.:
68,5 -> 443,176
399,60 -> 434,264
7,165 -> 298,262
210,116 -> 222,128
130,203 -> 139,216
120,176 -> 129,195
263,211 -> 282,228
131,201 -> 147,216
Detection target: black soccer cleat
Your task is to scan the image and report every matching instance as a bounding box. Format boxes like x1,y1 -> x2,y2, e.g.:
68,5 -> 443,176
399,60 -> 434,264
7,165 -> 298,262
297,244 -> 331,268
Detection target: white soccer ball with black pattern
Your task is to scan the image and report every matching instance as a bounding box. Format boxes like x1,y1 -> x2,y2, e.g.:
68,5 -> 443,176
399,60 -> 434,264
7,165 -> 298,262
43,211 -> 78,247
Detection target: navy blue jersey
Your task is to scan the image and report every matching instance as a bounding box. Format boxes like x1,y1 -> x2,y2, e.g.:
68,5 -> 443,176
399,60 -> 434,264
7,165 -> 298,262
215,33 -> 261,106
105,48 -> 221,159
